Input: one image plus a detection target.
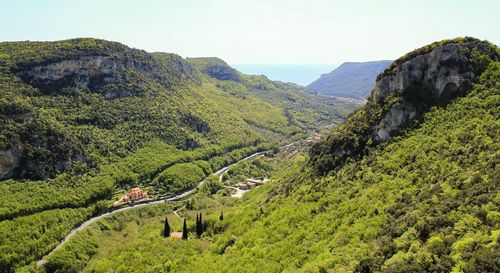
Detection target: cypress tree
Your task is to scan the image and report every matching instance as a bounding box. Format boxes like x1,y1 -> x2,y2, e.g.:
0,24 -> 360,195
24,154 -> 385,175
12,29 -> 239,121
163,216 -> 170,237
182,219 -> 188,240
196,213 -> 203,237
219,210 -> 224,221
199,213 -> 203,233
196,213 -> 199,230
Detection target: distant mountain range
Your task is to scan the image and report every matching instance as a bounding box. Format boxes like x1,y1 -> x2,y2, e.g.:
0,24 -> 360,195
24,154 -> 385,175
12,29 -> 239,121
307,60 -> 392,99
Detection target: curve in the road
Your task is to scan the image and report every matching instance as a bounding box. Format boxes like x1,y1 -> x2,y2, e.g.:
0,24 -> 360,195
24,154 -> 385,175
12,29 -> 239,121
37,150 -> 267,266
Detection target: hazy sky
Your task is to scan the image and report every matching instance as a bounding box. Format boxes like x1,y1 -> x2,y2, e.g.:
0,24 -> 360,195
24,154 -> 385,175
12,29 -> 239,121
1,0 -> 498,64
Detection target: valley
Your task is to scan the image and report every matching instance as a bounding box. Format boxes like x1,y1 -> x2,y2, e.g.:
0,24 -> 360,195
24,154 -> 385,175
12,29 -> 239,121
0,18 -> 497,273
13,36 -> 497,273
0,38 -> 358,272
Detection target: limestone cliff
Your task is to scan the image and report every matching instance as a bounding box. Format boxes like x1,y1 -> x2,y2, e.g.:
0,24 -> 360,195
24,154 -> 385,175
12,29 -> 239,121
310,37 -> 499,175
186,57 -> 242,82
12,40 -> 195,99
0,38 -> 197,180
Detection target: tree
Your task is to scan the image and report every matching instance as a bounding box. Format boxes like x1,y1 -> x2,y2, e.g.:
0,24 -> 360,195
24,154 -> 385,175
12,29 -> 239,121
219,210 -> 224,221
196,213 -> 203,238
195,213 -> 200,237
182,219 -> 188,240
199,213 -> 203,233
163,216 -> 170,237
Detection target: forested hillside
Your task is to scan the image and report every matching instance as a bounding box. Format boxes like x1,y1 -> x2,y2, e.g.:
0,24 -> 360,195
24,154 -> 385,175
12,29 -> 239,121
33,38 -> 500,273
0,38 -> 359,272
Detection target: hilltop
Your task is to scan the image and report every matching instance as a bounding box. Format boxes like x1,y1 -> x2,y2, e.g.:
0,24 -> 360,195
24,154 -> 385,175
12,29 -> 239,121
307,60 -> 392,99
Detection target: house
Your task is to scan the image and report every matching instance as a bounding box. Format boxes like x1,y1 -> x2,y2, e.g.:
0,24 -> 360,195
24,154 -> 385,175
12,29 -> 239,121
234,178 -> 271,190
245,178 -> 264,185
120,187 -> 148,202
170,232 -> 183,239
235,182 -> 250,190
306,131 -> 322,145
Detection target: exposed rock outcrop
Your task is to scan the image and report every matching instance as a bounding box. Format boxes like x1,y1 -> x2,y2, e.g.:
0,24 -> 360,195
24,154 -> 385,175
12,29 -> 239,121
310,37 -> 499,175
186,57 -> 242,82
204,65 -> 241,82
0,149 -> 20,179
13,43 -> 195,99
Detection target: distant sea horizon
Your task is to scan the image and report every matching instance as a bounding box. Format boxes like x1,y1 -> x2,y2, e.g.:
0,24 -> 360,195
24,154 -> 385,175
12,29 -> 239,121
231,64 -> 338,86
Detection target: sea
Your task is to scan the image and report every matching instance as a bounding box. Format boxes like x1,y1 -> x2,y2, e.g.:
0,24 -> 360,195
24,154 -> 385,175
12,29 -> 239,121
232,64 -> 337,86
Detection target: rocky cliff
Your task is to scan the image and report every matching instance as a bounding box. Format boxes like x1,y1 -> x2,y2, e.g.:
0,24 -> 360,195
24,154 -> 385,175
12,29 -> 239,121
0,39 -> 358,181
0,39 -> 200,179
310,37 -> 499,175
8,39 -> 195,99
186,57 -> 242,82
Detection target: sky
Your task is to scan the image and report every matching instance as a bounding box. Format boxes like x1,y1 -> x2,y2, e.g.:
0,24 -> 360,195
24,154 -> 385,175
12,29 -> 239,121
1,0 -> 498,66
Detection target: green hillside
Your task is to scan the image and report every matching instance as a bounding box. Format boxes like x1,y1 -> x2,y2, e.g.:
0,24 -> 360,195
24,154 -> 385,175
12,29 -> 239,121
38,60 -> 499,273
0,38 -> 358,272
30,38 -> 500,273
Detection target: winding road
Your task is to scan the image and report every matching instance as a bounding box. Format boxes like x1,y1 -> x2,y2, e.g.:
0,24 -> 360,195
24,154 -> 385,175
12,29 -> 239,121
37,150 -> 267,266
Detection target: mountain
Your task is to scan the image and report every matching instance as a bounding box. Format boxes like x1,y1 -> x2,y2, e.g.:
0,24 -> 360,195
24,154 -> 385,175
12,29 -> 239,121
0,38 -> 360,271
307,60 -> 392,99
310,37 -> 499,175
34,37 -> 500,273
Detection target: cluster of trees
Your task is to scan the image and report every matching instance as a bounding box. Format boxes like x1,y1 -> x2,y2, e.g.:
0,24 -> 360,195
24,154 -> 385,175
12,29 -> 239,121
222,158 -> 274,186
0,207 -> 93,271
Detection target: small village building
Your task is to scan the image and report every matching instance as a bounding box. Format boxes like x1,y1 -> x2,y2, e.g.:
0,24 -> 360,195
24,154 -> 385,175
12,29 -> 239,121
119,187 -> 148,202
306,131 -> 322,145
246,178 -> 264,185
170,232 -> 183,239
235,182 -> 251,190
128,187 -> 147,200
234,178 -> 271,190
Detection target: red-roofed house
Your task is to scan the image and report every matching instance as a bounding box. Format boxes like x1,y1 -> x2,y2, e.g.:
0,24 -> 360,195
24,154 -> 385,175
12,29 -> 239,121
120,187 -> 148,202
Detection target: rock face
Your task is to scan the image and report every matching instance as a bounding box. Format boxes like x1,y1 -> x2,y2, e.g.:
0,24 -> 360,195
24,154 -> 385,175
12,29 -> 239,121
0,149 -> 20,180
186,57 -> 242,82
372,42 -> 487,103
204,65 -> 241,82
15,50 -> 194,99
310,38 -> 499,175
0,39 -> 198,180
308,60 -> 392,99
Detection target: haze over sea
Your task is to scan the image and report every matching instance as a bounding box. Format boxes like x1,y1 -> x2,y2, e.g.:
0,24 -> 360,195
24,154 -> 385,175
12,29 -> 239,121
232,64 -> 338,86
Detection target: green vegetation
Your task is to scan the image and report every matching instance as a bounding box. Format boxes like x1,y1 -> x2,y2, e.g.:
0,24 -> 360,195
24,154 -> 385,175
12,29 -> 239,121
222,157 -> 274,185
0,38 -> 358,272
0,207 -> 93,271
37,61 -> 500,272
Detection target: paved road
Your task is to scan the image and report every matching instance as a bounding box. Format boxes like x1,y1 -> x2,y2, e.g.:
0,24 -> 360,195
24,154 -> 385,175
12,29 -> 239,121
37,150 -> 267,266
218,153 -> 265,181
